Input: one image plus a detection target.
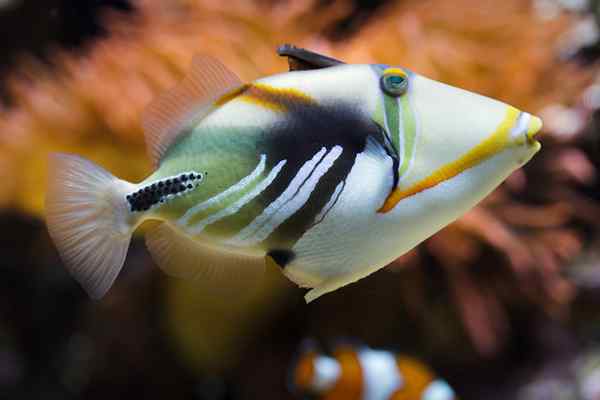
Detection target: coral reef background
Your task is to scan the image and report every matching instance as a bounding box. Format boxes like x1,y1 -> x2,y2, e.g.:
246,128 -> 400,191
1,0 -> 600,399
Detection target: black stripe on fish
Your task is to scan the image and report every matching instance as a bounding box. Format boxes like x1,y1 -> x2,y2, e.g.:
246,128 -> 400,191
267,249 -> 296,268
208,101 -> 397,245
258,102 -> 397,248
272,129 -> 395,247
210,102 -> 366,233
311,180 -> 346,228
377,122 -> 400,190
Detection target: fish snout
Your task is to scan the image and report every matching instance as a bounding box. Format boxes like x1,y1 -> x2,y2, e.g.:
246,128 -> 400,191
510,111 -> 542,146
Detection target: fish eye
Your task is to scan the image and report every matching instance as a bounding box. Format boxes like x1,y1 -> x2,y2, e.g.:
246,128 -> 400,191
381,72 -> 408,97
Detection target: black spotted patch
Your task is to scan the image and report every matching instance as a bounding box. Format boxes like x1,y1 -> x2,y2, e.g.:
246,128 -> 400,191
127,171 -> 203,212
267,249 -> 296,269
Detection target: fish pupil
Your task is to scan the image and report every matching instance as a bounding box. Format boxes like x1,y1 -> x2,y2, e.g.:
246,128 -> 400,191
388,75 -> 404,86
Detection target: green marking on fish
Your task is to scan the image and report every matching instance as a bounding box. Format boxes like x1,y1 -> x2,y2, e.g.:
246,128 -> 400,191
143,125 -> 265,223
398,92 -> 417,178
384,94 -> 401,152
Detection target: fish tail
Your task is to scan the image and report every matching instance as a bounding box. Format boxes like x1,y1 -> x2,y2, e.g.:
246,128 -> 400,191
45,153 -> 138,299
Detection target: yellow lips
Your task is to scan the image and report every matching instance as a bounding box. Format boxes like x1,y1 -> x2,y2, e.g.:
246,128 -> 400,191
527,115 -> 543,142
378,107 -> 542,213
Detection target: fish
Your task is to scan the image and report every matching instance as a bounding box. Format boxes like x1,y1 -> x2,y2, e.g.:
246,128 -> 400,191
45,44 -> 542,302
291,343 -> 457,400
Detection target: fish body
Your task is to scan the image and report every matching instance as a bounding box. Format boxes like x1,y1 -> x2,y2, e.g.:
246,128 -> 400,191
46,47 -> 542,301
291,344 -> 456,400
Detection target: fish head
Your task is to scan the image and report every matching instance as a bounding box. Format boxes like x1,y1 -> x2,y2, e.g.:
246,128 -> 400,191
258,63 -> 541,218
369,64 -> 542,213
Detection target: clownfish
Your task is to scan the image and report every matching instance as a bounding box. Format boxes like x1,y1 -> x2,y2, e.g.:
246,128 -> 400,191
45,44 -> 542,301
291,344 -> 456,400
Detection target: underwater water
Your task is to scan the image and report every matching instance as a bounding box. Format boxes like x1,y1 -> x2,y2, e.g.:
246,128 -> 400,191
1,0 -> 600,399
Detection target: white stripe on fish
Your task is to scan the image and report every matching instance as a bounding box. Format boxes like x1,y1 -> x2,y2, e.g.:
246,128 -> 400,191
227,146 -> 337,246
510,111 -> 531,141
187,159 -> 287,235
178,154 -> 267,226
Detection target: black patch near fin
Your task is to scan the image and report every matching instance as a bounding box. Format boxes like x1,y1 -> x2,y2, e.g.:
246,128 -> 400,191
267,249 -> 296,269
127,171 -> 203,212
277,44 -> 345,71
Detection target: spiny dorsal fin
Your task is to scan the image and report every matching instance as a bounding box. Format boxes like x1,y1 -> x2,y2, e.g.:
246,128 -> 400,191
142,55 -> 244,166
277,44 -> 345,71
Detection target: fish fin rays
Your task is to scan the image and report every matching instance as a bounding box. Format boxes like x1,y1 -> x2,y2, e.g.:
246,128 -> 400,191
304,279 -> 348,303
145,222 -> 265,296
142,55 -> 245,166
45,153 -> 136,299
303,268 -> 376,303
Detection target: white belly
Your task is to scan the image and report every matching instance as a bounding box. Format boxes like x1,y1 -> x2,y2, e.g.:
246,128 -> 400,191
285,146 -> 527,294
285,146 -> 395,287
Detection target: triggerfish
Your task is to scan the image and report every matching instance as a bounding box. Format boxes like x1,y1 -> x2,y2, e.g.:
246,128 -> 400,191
46,44 -> 542,302
291,343 -> 457,400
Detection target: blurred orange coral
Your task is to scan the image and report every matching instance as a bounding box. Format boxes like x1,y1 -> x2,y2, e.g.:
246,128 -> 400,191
0,0 -> 598,359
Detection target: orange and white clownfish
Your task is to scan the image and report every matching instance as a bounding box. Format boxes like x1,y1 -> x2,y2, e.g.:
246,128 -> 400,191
291,344 -> 457,400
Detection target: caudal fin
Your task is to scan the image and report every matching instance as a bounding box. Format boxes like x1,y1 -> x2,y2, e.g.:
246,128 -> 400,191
45,153 -> 136,299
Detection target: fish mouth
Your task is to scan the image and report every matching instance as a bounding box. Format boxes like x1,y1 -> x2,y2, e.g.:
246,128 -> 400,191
510,111 -> 542,146
378,107 -> 541,213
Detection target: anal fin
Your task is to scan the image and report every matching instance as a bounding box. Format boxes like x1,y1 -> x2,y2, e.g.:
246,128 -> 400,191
145,222 -> 265,296
303,266 -> 381,303
304,278 -> 350,303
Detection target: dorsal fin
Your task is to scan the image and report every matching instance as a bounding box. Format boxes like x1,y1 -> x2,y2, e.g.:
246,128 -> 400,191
277,44 -> 345,71
142,55 -> 244,166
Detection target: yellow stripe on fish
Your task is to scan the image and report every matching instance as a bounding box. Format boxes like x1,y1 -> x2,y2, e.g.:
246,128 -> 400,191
238,83 -> 317,112
214,84 -> 252,107
378,106 -> 521,213
383,67 -> 408,78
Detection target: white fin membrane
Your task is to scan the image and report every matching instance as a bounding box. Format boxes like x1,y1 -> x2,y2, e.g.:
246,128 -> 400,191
145,223 -> 265,296
142,55 -> 244,166
46,153 -> 137,299
304,277 -> 352,303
